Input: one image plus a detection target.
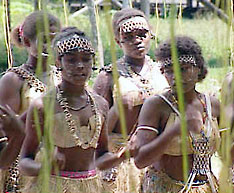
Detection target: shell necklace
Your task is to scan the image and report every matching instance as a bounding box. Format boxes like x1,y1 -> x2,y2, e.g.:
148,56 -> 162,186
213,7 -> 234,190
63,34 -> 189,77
56,86 -> 102,149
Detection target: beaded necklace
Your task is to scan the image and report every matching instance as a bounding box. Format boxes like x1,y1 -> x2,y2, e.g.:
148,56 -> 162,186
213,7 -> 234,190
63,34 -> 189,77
180,94 -> 217,193
57,90 -> 90,111
124,58 -> 155,97
56,87 -> 102,149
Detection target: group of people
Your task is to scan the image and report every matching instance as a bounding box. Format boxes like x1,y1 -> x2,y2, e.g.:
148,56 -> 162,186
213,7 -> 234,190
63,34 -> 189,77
0,7 -> 233,193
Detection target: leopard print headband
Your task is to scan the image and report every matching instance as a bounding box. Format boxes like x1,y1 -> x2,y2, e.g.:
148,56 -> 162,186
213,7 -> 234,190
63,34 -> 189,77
120,16 -> 149,34
56,34 -> 95,56
161,55 -> 197,67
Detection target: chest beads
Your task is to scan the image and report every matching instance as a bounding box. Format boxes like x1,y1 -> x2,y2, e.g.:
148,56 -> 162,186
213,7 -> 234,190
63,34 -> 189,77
124,59 -> 155,98
56,87 -> 102,149
181,97 -> 217,193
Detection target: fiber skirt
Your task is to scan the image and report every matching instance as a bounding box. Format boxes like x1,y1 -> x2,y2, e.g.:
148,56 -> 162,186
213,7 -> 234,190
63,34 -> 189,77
102,133 -> 143,193
140,167 -> 218,193
21,170 -> 104,193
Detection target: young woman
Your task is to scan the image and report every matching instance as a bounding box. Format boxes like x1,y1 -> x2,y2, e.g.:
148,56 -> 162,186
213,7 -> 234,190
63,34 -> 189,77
19,27 -> 126,193
93,8 -> 168,192
130,36 -> 221,193
0,11 -> 61,192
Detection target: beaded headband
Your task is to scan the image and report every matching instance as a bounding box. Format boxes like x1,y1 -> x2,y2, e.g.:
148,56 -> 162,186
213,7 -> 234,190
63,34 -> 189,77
161,55 -> 197,67
120,16 -> 149,34
56,34 -> 95,56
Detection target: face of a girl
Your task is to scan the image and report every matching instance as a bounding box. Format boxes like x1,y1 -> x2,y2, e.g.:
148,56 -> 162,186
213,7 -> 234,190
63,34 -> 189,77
29,25 -> 59,58
162,62 -> 200,93
60,51 -> 93,86
119,18 -> 151,59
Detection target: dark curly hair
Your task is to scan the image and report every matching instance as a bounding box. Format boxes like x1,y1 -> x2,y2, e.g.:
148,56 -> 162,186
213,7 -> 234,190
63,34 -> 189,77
112,8 -> 149,42
155,35 -> 207,82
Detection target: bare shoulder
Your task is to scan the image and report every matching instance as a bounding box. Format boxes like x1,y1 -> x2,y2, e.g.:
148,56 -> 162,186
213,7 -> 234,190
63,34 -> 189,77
93,71 -> 112,90
91,92 -> 109,116
139,94 -> 167,124
0,71 -> 23,90
143,94 -> 168,111
94,70 -> 112,84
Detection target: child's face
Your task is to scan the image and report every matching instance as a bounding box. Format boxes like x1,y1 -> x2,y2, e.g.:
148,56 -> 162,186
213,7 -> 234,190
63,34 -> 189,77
60,51 -> 93,86
119,17 -> 151,59
162,62 -> 200,93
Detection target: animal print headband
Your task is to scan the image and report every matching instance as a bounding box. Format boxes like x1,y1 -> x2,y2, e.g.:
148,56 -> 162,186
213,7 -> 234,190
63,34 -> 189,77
161,55 -> 197,67
56,34 -> 95,56
120,16 -> 149,34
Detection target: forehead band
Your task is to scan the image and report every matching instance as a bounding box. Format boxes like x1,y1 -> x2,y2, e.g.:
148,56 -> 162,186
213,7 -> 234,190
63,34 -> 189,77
120,16 -> 149,34
161,55 -> 197,67
56,34 -> 95,56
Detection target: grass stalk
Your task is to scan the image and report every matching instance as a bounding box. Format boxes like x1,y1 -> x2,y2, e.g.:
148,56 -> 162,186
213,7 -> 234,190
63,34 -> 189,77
169,3 -> 188,182
103,0 -> 129,158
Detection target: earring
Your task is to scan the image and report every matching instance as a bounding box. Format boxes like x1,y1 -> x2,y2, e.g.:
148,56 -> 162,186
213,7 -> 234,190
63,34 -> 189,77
150,32 -> 156,40
92,56 -> 98,71
92,66 -> 98,71
57,67 -> 63,71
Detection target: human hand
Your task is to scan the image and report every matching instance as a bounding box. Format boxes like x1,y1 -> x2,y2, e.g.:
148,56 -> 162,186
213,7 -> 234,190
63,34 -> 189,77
128,133 -> 140,157
51,147 -> 66,173
0,105 -> 24,138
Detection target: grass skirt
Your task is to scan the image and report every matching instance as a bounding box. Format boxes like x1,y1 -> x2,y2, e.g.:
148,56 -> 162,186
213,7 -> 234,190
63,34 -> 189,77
21,172 -> 104,193
140,167 -> 219,193
102,133 -> 143,193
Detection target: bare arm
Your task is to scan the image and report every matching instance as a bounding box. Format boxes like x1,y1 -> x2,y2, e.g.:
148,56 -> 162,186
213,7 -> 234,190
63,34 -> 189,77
95,95 -> 126,170
95,121 -> 127,171
0,72 -> 22,113
107,106 -> 119,134
95,121 -> 126,170
0,105 -> 25,168
93,71 -> 113,108
0,73 -> 25,167
19,99 -> 44,176
131,96 -> 180,169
